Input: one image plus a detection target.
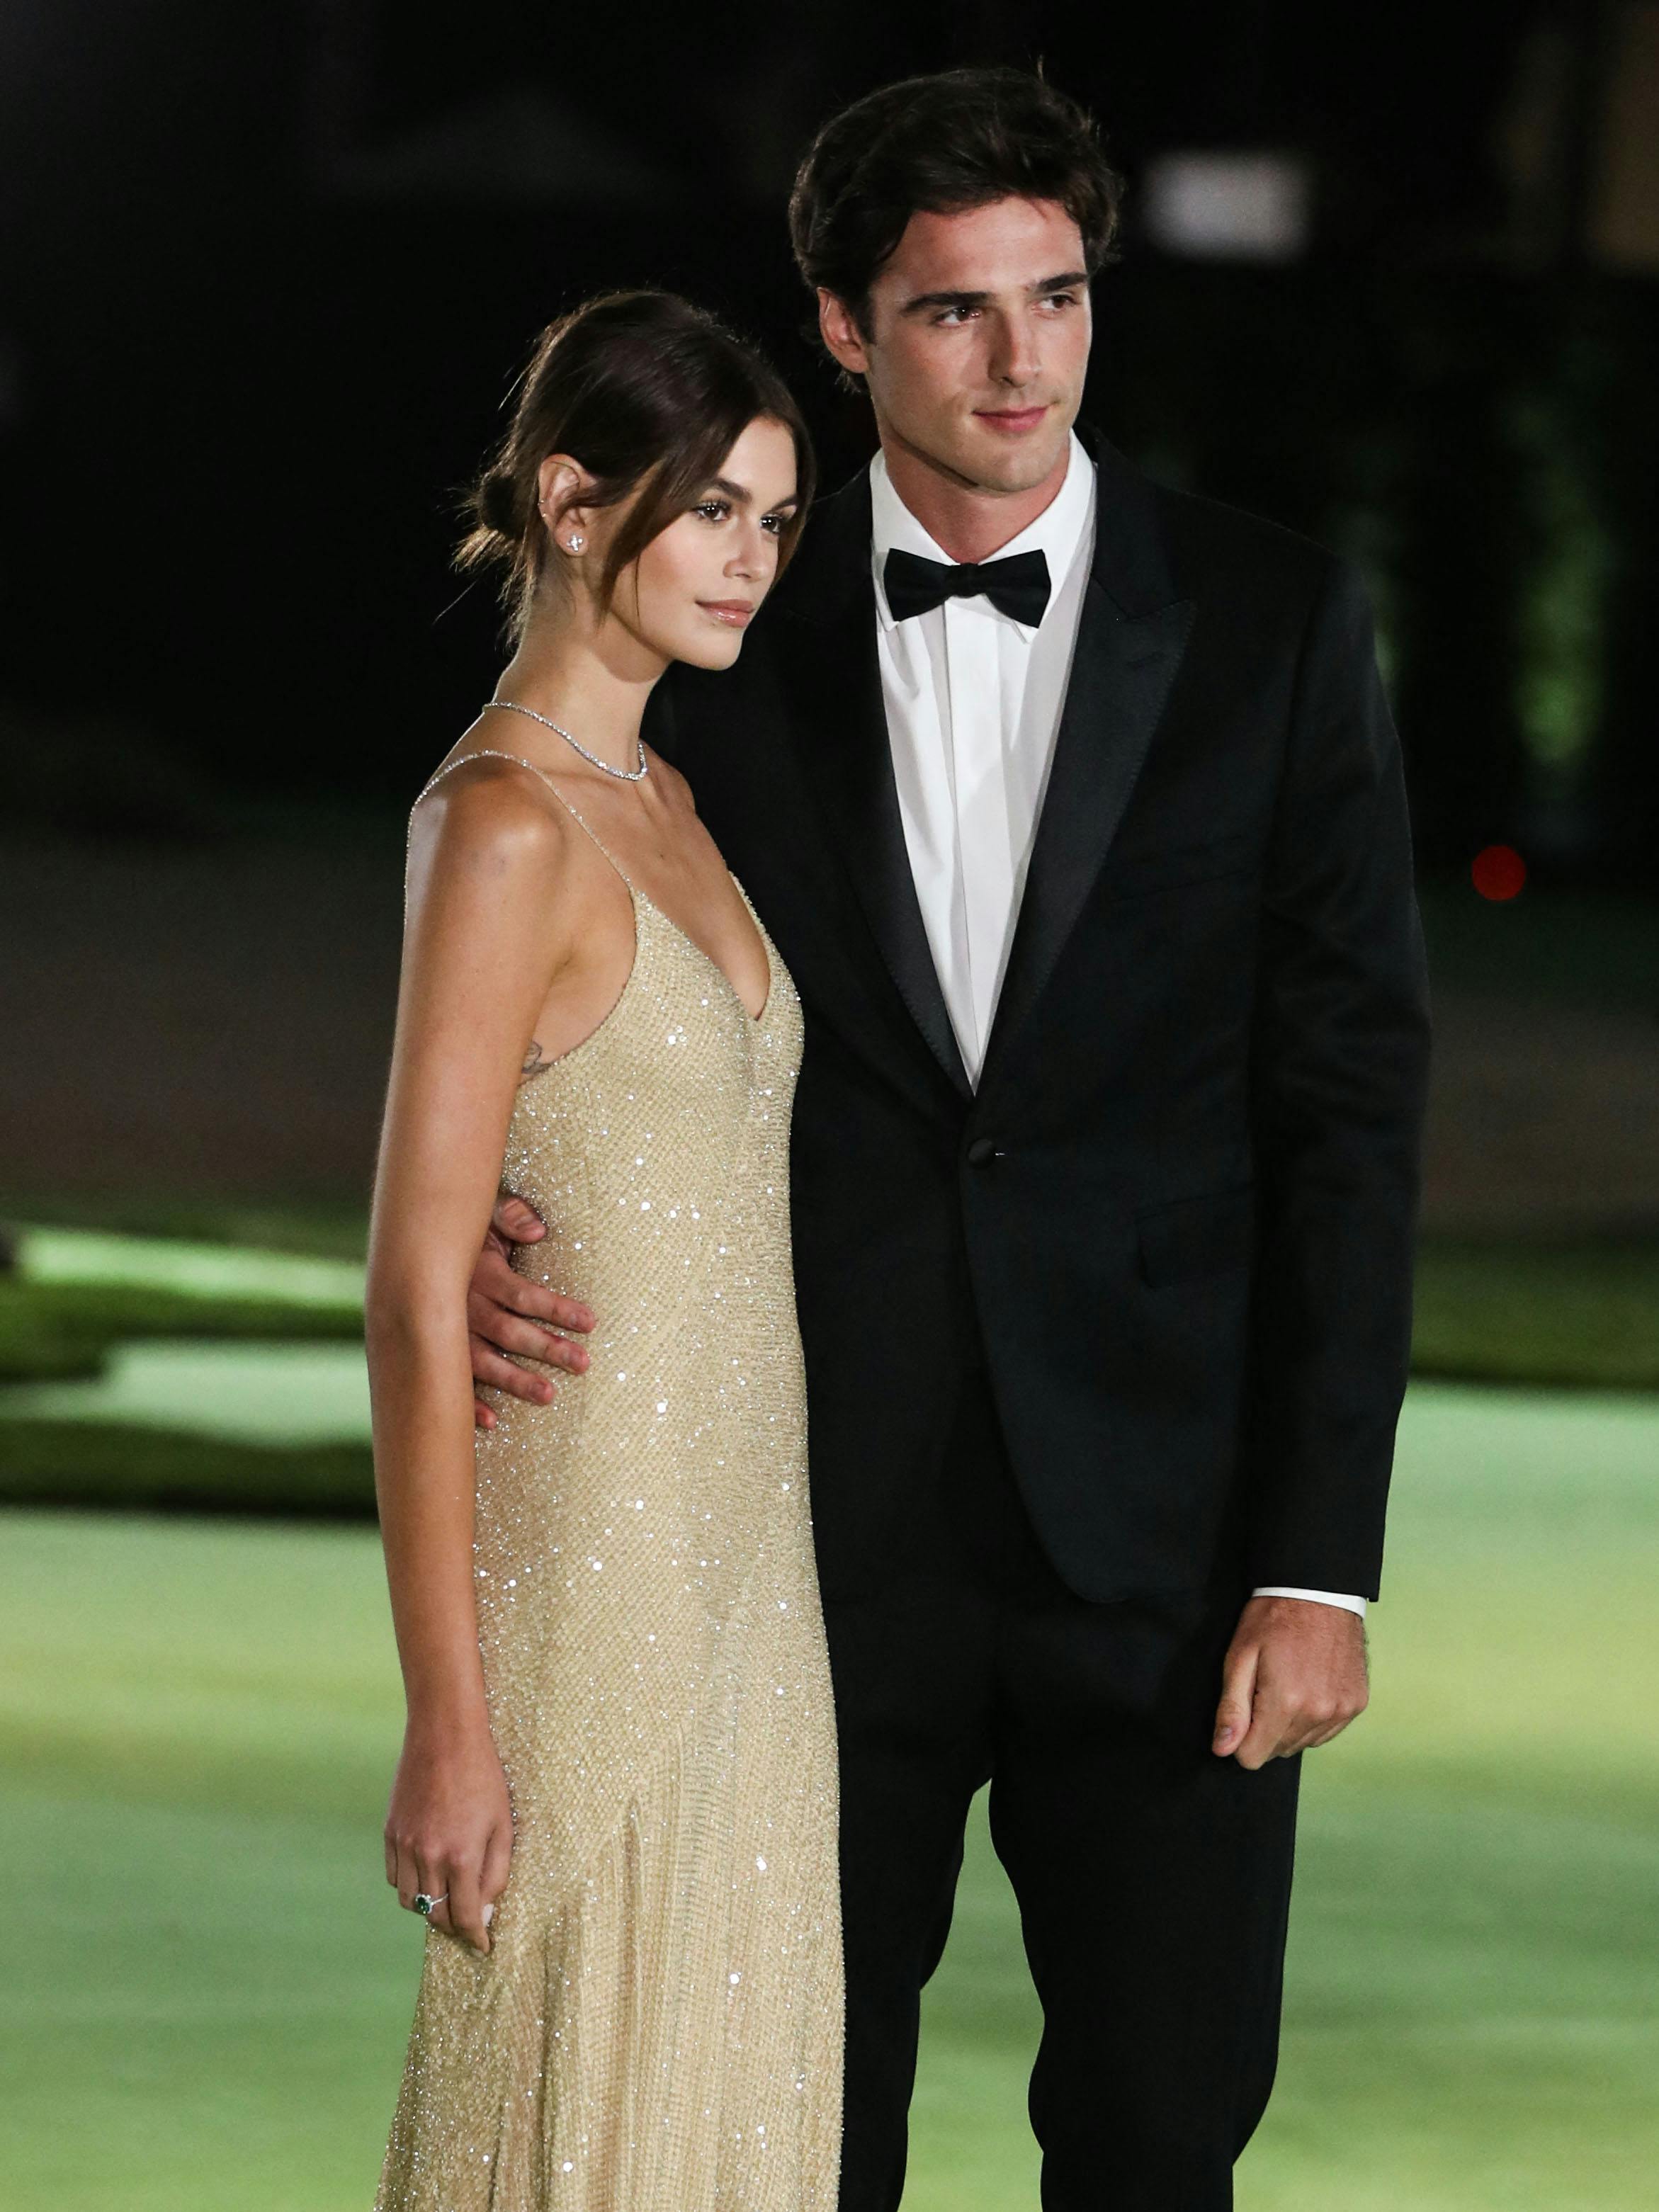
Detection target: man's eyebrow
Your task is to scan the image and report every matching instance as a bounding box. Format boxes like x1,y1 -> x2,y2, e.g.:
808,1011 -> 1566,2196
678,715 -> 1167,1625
900,270 -> 1090,314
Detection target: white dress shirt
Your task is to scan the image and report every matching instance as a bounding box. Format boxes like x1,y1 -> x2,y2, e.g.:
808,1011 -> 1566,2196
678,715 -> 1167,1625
868,433 -> 1366,1623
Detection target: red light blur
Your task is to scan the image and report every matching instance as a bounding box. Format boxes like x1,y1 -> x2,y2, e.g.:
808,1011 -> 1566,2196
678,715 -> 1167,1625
1471,845 -> 1527,901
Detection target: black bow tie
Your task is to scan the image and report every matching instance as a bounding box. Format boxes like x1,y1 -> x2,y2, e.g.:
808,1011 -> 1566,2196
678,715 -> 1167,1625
883,546 -> 1052,628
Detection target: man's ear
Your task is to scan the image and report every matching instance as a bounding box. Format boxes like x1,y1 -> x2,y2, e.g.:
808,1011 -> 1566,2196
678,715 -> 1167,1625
817,289 -> 871,380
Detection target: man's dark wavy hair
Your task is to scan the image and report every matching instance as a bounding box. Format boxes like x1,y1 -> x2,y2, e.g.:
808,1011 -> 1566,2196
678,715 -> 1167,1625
788,66 -> 1123,348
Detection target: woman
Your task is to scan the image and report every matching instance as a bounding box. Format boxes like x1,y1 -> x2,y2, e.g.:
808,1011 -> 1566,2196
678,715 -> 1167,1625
368,290 -> 840,2210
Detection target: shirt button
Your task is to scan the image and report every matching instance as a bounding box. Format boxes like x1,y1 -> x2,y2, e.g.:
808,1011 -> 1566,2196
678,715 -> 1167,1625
966,1137 -> 999,1167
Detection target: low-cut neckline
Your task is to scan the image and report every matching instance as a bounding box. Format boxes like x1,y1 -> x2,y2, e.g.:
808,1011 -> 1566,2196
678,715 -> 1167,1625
642,873 -> 774,1029
414,747 -> 772,1039
520,873 -> 773,1083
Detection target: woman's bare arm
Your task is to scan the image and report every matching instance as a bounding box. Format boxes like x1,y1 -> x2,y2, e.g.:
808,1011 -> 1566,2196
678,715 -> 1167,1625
366,764 -> 579,1949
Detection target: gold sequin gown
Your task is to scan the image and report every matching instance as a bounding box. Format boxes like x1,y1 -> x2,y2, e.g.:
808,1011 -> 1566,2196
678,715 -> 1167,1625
375,754 -> 843,2211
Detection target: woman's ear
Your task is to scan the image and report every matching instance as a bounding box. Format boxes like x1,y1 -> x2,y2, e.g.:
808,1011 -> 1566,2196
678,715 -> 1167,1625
536,453 -> 594,556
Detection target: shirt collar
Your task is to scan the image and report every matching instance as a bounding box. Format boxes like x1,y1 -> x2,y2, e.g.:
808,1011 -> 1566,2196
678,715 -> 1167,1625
869,428 -> 1096,634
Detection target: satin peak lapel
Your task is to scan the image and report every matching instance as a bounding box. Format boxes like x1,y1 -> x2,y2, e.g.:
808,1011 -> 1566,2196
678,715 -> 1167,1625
782,481 -> 972,1099
978,580 -> 1195,1089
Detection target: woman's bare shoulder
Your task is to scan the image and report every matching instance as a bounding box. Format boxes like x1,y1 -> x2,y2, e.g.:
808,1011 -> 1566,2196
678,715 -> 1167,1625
407,751 -> 584,878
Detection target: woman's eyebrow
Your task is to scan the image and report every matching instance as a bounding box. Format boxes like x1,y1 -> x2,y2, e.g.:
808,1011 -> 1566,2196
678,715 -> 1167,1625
703,480 -> 801,511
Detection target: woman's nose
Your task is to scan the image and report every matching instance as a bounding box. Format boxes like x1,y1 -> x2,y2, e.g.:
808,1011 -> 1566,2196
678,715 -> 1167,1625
727,528 -> 769,578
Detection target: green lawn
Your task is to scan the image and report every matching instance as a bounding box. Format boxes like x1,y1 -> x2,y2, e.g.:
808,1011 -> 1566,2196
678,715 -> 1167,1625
3,1224 -> 1658,1525
1,1381 -> 1654,2211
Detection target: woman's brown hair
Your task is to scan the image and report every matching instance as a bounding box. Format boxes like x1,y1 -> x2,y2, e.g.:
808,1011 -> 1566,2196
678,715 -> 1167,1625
458,290 -> 815,640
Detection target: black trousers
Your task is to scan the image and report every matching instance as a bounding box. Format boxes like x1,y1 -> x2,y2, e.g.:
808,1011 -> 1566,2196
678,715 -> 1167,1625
823,1364 -> 1301,2212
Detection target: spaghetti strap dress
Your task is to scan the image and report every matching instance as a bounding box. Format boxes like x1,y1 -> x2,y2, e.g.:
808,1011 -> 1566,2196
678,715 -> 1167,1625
375,751 -> 843,2211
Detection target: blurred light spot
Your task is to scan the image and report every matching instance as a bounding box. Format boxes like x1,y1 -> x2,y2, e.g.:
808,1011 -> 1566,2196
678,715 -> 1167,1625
1472,845 -> 1527,901
1142,152 -> 1312,262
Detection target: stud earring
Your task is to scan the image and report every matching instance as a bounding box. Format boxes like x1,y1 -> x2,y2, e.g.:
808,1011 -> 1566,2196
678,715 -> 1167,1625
566,533 -> 585,553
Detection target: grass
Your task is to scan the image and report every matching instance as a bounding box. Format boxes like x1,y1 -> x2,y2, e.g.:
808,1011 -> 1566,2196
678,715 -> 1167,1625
0,1229 -> 373,1511
0,1214 -> 1655,1528
0,1422 -> 373,1515
1,1380 -> 1655,2211
0,1277 -> 363,1382
1412,1237 -> 1659,1391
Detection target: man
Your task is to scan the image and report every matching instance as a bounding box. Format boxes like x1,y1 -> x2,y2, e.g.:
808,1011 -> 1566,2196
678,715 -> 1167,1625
466,66 -> 1430,2211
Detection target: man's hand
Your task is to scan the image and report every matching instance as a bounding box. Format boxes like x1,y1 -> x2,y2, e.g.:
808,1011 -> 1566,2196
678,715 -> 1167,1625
1212,1595 -> 1369,1768
468,1196 -> 595,1429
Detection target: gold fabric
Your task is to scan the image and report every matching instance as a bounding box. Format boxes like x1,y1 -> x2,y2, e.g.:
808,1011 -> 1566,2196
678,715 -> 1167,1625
376,759 -> 843,2209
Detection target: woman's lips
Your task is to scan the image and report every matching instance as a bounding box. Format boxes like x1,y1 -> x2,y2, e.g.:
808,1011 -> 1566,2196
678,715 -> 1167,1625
975,404 -> 1049,434
700,601 -> 754,626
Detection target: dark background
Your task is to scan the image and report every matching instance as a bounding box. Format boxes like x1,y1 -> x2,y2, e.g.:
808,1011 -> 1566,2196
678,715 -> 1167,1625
4,0 -> 1658,877
3,1 -> 1658,1236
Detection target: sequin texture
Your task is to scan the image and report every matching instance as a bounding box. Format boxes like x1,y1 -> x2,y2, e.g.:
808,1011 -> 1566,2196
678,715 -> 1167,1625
375,771 -> 842,2209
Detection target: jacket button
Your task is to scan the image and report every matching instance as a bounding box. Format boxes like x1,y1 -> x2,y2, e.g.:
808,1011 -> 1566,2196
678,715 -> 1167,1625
966,1137 -> 998,1167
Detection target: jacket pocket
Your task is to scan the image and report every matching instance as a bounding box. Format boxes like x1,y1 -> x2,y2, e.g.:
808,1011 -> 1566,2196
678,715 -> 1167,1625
1136,1184 -> 1255,1287
1102,829 -> 1255,900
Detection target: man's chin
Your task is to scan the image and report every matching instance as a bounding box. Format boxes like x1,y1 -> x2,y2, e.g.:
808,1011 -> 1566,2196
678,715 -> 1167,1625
953,419 -> 1074,495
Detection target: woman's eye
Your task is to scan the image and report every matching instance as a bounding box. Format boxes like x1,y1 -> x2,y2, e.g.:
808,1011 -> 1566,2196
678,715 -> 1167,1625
694,499 -> 730,523
760,514 -> 785,537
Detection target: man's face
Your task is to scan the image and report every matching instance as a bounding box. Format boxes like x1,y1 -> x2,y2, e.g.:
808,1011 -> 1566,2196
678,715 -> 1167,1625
820,195 -> 1092,497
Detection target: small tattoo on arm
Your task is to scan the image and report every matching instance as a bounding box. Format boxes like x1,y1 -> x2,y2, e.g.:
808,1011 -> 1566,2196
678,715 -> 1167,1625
520,1040 -> 553,1081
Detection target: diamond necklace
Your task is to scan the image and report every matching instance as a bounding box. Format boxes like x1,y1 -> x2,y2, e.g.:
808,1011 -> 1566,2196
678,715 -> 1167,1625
482,697 -> 649,781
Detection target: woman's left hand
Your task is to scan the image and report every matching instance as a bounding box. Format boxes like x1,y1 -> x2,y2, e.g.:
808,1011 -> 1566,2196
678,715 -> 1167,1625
385,1718 -> 515,1953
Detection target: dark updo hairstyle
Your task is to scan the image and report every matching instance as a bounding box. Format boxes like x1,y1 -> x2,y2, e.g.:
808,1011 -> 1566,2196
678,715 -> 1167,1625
458,289 -> 815,640
788,67 -> 1123,351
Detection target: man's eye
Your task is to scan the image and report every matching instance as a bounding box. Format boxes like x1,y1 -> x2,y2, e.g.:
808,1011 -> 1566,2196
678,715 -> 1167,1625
934,306 -> 975,327
1041,293 -> 1080,312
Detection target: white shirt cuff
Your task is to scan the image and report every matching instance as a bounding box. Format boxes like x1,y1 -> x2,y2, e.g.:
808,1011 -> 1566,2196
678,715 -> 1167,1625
1251,1586 -> 1368,1619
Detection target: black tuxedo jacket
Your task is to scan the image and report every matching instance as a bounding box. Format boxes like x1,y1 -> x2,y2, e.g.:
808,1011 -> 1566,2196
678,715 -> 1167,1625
645,432 -> 1431,1606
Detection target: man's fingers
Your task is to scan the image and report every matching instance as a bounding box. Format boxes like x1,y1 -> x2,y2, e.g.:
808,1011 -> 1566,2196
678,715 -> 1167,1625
491,1195 -> 547,1244
495,1271 -> 596,1334
468,1248 -> 595,1336
1299,1705 -> 1363,1753
1232,1712 -> 1291,1769
469,1339 -> 557,1405
465,1298 -> 590,1371
1212,1639 -> 1259,1757
528,1288 -> 596,1335
474,1397 -> 498,1431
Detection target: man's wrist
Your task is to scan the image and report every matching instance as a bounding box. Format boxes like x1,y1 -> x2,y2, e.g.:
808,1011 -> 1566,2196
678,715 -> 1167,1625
1250,1585 -> 1368,1620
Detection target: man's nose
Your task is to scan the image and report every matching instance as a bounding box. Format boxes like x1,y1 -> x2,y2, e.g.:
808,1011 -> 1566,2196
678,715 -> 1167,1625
990,313 -> 1039,387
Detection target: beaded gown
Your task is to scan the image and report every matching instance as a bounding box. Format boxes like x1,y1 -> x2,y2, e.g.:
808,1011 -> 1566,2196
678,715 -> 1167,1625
375,754 -> 843,2211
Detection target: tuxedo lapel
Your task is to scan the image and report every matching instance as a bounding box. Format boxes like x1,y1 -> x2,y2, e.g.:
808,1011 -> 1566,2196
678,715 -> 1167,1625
978,438 -> 1195,1091
780,476 -> 973,1099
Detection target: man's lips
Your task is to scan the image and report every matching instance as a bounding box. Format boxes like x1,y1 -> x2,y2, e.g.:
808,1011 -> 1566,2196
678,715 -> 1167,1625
699,601 -> 755,626
974,404 -> 1050,433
